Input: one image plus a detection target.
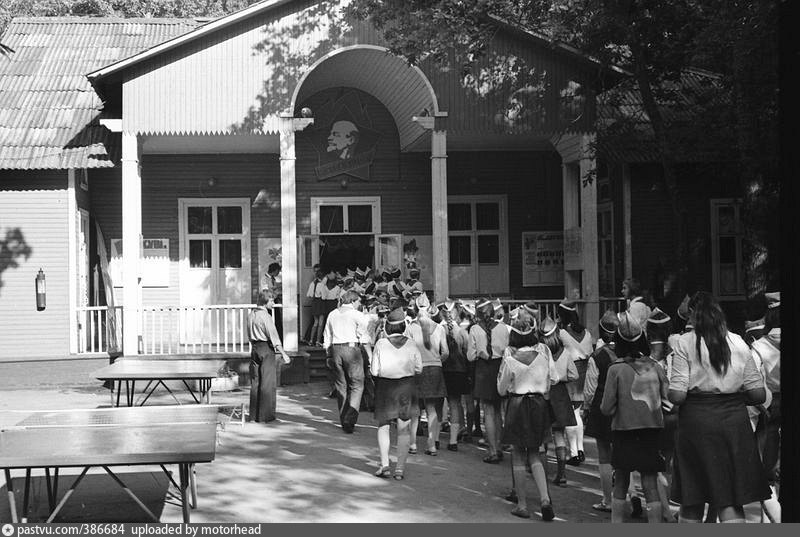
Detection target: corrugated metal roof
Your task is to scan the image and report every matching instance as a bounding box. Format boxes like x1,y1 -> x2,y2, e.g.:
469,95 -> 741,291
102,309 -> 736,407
597,68 -> 731,163
0,17 -> 198,170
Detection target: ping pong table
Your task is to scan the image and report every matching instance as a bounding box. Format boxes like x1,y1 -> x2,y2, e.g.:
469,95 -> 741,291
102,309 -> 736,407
93,359 -> 224,407
0,405 -> 219,523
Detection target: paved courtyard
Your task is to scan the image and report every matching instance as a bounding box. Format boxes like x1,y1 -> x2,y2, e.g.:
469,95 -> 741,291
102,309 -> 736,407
0,362 -> 762,523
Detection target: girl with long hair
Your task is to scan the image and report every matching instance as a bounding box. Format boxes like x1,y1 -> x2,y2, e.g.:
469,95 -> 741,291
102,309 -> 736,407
467,299 -> 509,463
622,278 -> 651,330
459,300 -> 480,441
407,297 -> 449,456
497,312 -> 556,521
601,312 -> 669,523
438,299 -> 470,450
371,307 -> 423,480
669,291 -> 770,522
582,309 -> 620,513
539,316 -> 577,485
557,299 -> 592,466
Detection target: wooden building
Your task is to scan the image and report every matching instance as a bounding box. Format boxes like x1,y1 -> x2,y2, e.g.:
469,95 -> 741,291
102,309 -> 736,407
4,0 -> 739,363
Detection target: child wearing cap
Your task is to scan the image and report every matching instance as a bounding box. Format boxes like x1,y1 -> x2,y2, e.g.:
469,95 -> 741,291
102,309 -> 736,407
306,266 -> 327,347
646,307 -> 678,522
467,299 -> 510,463
539,316 -> 578,485
601,312 -> 669,523
557,298 -> 592,467
438,299 -> 471,450
750,292 -> 781,522
406,297 -> 449,456
582,310 -> 620,513
371,308 -> 423,480
457,300 -> 480,440
497,313 -> 557,521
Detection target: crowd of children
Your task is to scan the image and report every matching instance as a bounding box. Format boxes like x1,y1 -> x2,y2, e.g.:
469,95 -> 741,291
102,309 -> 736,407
309,267 -> 780,523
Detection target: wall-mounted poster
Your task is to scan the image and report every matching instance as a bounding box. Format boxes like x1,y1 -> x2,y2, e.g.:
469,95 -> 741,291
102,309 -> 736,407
303,91 -> 381,182
522,231 -> 564,287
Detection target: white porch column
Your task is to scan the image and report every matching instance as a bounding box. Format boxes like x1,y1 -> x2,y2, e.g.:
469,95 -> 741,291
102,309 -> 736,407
121,132 -> 142,355
413,112 -> 449,302
555,133 -> 600,336
279,117 -> 313,352
579,135 -> 600,334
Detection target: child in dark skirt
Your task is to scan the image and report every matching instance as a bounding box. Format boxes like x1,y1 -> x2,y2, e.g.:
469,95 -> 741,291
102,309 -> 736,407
582,309 -> 620,513
601,312 -> 669,523
371,308 -> 423,480
539,316 -> 577,486
646,307 -> 678,522
497,312 -> 557,521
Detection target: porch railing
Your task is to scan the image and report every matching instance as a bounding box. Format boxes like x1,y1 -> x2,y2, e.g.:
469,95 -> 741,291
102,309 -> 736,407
498,297 -> 626,321
140,304 -> 260,355
76,305 -> 123,354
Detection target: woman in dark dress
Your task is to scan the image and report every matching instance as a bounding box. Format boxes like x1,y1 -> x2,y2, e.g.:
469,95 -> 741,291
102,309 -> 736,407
669,292 -> 770,523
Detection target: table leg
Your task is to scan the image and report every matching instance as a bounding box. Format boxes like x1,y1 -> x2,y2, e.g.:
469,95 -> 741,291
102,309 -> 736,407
115,380 -> 122,407
22,468 -> 31,523
101,466 -> 158,522
189,464 -> 197,509
179,464 -> 191,523
45,467 -> 88,523
4,468 -> 18,523
44,468 -> 54,511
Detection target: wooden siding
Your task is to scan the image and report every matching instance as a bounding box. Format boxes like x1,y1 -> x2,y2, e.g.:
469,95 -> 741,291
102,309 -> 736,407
447,151 -> 564,299
0,170 -> 70,361
120,0 -> 597,143
423,30 -> 598,137
90,154 -> 281,304
627,162 -> 746,329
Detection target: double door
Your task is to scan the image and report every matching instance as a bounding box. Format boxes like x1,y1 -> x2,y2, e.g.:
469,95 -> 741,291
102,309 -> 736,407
448,196 -> 508,296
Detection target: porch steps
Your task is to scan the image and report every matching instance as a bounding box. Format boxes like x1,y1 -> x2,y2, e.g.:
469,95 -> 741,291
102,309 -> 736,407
300,345 -> 329,380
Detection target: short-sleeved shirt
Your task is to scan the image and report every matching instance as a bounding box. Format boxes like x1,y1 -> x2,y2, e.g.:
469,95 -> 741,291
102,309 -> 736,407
669,331 -> 764,394
497,344 -> 558,396
467,322 -> 510,361
751,329 -> 780,393
405,320 -> 449,368
371,336 -> 423,379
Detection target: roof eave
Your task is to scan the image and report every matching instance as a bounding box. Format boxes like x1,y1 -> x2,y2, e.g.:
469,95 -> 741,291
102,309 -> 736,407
85,0 -> 296,84
487,15 -> 630,84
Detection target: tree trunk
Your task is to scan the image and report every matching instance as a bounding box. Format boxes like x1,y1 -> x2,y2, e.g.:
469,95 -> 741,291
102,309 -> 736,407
631,50 -> 688,303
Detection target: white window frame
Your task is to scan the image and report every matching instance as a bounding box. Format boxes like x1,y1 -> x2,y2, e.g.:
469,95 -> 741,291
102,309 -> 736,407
710,198 -> 745,300
177,198 -> 251,300
310,196 -> 381,235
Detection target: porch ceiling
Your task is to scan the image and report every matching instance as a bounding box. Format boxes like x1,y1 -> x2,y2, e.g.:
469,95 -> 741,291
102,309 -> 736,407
294,47 -> 436,152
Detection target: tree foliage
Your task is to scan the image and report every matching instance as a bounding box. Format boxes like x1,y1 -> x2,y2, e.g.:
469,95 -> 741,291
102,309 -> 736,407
351,0 -> 779,302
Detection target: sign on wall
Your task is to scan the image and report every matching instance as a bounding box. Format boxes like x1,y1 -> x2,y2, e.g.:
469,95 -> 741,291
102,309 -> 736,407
563,227 -> 583,271
109,238 -> 170,288
522,231 -> 564,287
